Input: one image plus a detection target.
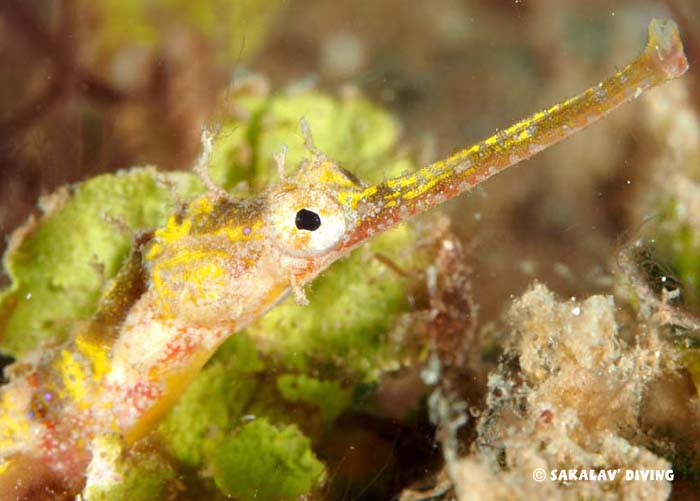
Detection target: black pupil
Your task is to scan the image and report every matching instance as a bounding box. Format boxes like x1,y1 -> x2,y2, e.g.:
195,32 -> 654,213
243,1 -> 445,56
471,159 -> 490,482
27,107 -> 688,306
295,209 -> 322,231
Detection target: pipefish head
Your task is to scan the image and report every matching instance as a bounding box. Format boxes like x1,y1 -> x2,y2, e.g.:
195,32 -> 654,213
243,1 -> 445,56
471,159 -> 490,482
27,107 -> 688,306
263,130 -> 455,274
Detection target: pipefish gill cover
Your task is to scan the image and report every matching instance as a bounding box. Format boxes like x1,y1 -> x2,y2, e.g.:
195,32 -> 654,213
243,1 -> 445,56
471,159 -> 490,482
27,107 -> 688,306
0,3 -> 695,500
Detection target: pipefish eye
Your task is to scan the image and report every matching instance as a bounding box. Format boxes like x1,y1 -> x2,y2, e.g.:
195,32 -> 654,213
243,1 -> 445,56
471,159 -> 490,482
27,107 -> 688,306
295,209 -> 322,231
267,189 -> 347,257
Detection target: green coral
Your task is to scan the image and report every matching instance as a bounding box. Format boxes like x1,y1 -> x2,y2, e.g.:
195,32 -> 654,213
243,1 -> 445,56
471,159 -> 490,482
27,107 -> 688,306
276,374 -> 353,423
212,418 -> 325,501
0,169 -> 203,356
257,93 -> 413,183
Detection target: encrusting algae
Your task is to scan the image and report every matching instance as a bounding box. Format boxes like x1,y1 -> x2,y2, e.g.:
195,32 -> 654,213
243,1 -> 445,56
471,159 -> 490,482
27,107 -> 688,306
0,19 -> 689,498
